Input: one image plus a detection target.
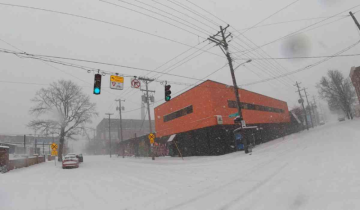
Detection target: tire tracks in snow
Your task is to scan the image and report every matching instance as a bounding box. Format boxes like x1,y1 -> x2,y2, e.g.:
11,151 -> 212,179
161,135 -> 309,210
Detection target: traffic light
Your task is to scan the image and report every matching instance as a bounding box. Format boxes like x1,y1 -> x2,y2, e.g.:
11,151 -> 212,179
94,74 -> 102,95
165,85 -> 171,101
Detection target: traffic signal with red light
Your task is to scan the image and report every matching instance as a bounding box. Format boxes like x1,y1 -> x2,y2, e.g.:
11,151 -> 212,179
94,74 -> 101,95
165,85 -> 171,101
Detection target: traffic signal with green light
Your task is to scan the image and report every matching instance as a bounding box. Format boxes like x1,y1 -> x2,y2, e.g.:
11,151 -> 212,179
165,85 -> 171,101
94,74 -> 101,95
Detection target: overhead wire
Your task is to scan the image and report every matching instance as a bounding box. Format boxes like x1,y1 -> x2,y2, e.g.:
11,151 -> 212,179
168,0 -> 220,28
233,5 -> 360,54
167,0 -> 297,88
0,48 -> 210,82
0,2 -> 223,58
233,0 -> 302,36
239,40 -> 360,87
115,0 -> 214,35
99,0 -> 207,38
132,0 -> 214,34
234,53 -> 360,60
151,0 -> 218,31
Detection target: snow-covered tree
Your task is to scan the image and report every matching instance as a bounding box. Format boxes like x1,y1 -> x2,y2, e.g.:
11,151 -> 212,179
28,80 -> 98,161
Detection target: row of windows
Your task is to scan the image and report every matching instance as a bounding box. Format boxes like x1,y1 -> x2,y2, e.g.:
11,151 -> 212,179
164,105 -> 193,122
228,100 -> 284,113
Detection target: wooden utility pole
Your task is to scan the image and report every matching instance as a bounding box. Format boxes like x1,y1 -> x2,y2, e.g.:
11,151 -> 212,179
302,88 -> 314,128
139,77 -> 156,160
350,11 -> 360,31
115,99 -> 125,158
105,113 -> 114,158
294,82 -> 309,130
208,25 -> 252,154
24,135 -> 26,154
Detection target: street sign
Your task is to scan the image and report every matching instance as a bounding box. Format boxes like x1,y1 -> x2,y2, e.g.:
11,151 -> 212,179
110,75 -> 124,90
51,150 -> 58,156
131,78 -> 141,89
229,112 -> 239,118
51,143 -> 58,151
148,133 -> 155,141
150,138 -> 154,144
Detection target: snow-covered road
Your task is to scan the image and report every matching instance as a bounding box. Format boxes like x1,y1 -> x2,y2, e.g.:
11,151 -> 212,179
1,119 -> 360,210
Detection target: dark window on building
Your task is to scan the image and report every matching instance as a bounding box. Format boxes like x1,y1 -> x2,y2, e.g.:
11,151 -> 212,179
228,100 -> 284,114
164,105 -> 193,122
228,100 -> 237,108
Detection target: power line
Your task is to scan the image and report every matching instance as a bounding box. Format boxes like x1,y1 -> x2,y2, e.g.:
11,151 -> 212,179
235,0 -> 302,36
0,48 -> 208,82
234,53 -> 360,60
234,4 -> 360,54
168,0 -> 220,27
173,0 -> 297,87
151,0 -> 218,31
132,0 -> 214,34
0,2 -> 222,57
239,40 -> 360,87
116,0 -> 213,35
100,0 -> 206,38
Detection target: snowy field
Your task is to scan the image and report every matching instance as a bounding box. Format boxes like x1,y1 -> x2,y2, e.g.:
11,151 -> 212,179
1,119 -> 360,210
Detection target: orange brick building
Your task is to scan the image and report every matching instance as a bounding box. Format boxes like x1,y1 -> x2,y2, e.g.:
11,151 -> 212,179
154,80 -> 292,156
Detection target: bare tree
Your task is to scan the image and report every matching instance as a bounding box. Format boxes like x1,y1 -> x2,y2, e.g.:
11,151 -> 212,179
28,80 -> 98,161
317,70 -> 356,119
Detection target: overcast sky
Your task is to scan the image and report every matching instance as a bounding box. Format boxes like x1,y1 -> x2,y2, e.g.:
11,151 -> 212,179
1,0 -> 360,137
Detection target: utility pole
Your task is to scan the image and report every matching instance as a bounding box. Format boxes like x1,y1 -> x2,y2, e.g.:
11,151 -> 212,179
302,88 -> 314,128
115,99 -> 125,158
294,82 -> 309,130
24,135 -> 26,154
312,96 -> 318,125
105,113 -> 114,158
43,142 -> 45,155
350,11 -> 360,31
208,25 -> 252,153
139,77 -> 156,160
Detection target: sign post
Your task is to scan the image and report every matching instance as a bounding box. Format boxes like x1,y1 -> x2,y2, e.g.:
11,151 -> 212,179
51,143 -> 58,166
148,133 -> 155,160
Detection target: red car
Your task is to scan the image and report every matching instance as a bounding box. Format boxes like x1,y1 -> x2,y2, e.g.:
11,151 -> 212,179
62,155 -> 79,169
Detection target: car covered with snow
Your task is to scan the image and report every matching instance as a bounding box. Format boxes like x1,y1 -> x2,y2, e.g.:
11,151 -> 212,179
62,154 -> 79,169
66,153 -> 83,163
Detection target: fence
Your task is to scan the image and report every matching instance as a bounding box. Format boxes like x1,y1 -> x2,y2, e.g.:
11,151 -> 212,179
7,156 -> 46,171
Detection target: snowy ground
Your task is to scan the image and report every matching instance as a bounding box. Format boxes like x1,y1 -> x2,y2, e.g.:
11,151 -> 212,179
1,119 -> 360,210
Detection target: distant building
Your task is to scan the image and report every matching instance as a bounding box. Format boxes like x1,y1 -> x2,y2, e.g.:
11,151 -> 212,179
350,66 -> 360,104
96,119 -> 155,143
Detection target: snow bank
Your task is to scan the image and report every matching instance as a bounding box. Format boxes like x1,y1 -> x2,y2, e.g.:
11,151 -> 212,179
1,119 -> 360,210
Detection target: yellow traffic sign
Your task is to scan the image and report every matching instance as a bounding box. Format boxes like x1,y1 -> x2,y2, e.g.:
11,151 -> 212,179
150,138 -> 154,144
110,75 -> 124,83
148,133 -> 155,141
51,143 -> 58,151
51,150 -> 58,156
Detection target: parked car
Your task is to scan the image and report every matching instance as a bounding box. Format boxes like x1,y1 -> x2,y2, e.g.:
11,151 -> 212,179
76,154 -> 83,162
62,155 -> 79,169
338,117 -> 346,122
66,153 -> 83,163
319,121 -> 325,125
